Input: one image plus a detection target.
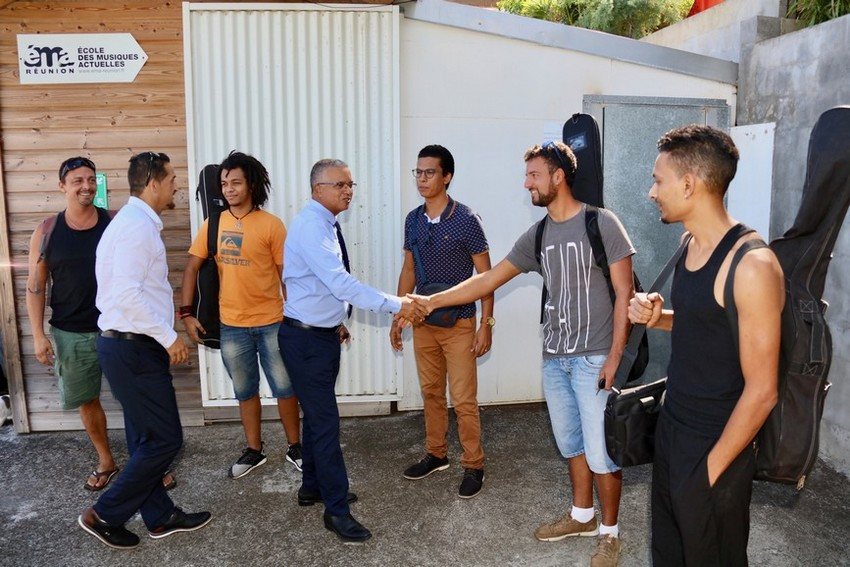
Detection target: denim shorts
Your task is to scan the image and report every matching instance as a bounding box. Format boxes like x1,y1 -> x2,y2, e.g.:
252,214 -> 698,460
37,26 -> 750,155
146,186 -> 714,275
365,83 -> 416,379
542,354 -> 620,474
220,322 -> 294,401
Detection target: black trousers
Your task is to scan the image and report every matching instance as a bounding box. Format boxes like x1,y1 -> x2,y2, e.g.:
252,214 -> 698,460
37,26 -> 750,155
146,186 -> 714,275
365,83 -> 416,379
652,412 -> 755,567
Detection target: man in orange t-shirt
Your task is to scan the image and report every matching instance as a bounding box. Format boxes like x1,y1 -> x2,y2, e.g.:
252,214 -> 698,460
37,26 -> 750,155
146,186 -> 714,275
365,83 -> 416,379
181,151 -> 301,479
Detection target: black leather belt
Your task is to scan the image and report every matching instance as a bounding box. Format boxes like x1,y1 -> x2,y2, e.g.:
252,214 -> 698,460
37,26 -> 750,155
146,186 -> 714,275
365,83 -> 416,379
101,329 -> 158,345
283,317 -> 341,334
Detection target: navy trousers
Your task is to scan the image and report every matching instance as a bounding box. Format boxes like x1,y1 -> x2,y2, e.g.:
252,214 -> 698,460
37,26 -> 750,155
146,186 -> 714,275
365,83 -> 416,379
278,324 -> 350,516
93,336 -> 182,529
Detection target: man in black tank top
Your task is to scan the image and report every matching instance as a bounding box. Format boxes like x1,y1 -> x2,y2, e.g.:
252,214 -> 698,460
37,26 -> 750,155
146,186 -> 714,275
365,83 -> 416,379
26,157 -> 119,492
25,157 -> 177,494
629,125 -> 784,566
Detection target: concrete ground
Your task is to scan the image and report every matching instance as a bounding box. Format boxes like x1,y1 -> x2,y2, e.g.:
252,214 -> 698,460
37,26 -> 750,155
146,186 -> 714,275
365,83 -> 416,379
1,404 -> 849,567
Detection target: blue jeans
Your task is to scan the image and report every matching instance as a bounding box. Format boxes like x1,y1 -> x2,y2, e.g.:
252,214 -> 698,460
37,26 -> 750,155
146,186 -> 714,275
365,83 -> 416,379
542,354 -> 620,474
220,322 -> 293,401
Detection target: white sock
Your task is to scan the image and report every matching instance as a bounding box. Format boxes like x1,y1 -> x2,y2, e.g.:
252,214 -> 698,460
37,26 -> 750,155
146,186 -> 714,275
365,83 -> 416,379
571,506 -> 595,523
599,523 -> 619,538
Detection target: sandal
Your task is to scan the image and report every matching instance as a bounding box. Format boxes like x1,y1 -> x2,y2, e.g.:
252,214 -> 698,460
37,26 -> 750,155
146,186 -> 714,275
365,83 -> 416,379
163,470 -> 177,491
84,467 -> 119,492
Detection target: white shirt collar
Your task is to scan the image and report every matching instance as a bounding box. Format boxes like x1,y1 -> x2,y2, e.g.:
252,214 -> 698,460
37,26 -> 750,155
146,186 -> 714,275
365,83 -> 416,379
127,196 -> 163,231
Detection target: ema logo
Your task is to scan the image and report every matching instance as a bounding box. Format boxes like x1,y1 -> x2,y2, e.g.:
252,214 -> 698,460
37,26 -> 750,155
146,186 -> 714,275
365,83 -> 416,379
17,33 -> 147,85
22,44 -> 75,75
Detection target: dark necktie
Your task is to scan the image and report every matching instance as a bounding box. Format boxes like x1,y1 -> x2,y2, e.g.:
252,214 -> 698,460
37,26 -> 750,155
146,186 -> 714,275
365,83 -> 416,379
334,222 -> 352,317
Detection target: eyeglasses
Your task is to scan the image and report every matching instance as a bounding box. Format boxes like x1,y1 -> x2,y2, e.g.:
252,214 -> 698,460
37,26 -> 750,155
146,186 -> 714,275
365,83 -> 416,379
316,181 -> 357,190
543,141 -> 570,175
412,168 -> 439,180
59,157 -> 96,180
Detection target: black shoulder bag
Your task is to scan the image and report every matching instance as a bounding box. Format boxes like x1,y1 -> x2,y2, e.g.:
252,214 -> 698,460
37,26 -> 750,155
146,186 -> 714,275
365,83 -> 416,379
603,234 -> 691,468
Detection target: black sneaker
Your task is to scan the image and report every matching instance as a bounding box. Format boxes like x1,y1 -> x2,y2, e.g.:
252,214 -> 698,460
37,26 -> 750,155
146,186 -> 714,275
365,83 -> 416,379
403,453 -> 450,480
458,468 -> 484,499
228,446 -> 267,479
148,508 -> 212,539
286,442 -> 303,472
77,507 -> 140,549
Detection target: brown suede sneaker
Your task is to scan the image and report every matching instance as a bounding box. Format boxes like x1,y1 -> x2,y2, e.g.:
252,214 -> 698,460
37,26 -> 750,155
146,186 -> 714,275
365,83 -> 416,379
534,514 -> 599,542
591,534 -> 621,567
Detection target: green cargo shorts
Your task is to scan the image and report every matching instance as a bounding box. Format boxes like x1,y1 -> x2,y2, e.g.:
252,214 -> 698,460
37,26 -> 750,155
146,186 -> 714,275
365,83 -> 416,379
51,327 -> 102,410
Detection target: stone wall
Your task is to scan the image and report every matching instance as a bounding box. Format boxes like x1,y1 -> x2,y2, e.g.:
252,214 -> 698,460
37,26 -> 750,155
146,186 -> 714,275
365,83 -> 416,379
737,14 -> 850,476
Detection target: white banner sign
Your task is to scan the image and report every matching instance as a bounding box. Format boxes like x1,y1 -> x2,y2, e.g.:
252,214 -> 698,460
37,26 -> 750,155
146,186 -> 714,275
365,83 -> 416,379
17,33 -> 147,84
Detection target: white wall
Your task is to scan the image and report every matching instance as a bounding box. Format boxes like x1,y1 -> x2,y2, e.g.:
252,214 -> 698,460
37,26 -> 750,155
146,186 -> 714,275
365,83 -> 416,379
396,18 -> 737,409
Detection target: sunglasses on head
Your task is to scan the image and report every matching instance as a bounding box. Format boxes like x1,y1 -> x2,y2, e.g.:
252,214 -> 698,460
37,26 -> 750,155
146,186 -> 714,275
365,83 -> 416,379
542,141 -> 570,175
59,157 -> 96,180
137,151 -> 167,186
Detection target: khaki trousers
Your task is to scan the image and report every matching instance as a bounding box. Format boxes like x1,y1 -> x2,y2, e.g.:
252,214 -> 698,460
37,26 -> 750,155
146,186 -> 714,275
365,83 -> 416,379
413,317 -> 484,470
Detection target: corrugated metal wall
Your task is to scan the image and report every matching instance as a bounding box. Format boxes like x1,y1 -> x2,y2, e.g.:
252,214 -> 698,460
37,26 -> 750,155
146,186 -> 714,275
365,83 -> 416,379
184,3 -> 402,405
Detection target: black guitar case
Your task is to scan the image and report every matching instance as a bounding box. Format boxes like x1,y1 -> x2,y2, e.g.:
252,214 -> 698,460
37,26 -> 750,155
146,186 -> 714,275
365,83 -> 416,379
192,164 -> 227,349
755,106 -> 850,488
196,163 -> 226,219
562,113 -> 604,207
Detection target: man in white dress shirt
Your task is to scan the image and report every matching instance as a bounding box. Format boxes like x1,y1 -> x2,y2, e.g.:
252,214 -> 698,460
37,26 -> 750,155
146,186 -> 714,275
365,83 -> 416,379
77,152 -> 211,549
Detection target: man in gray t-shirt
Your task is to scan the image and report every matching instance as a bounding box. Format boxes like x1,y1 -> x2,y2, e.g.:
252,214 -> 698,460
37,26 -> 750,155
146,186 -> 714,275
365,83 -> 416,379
508,206 -> 633,358
408,141 -> 635,567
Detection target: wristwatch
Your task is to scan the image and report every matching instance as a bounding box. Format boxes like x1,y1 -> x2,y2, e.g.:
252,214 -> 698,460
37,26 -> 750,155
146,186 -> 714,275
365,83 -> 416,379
483,316 -> 496,327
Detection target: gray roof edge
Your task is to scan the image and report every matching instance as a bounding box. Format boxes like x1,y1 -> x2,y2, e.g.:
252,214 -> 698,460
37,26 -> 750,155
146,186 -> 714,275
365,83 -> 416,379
401,0 -> 738,85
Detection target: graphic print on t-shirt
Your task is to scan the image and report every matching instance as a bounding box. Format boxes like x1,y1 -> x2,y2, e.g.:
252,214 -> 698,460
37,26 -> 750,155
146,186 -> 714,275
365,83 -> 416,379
540,240 -> 593,354
220,230 -> 250,266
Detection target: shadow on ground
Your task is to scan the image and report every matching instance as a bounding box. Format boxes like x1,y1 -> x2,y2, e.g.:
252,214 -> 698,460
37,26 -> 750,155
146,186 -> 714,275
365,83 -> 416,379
1,404 -> 848,566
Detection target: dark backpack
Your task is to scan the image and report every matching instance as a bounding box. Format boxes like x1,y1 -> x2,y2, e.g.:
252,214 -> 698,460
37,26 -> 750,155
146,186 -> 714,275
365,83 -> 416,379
726,107 -> 850,489
535,206 -> 648,382
192,164 -> 226,349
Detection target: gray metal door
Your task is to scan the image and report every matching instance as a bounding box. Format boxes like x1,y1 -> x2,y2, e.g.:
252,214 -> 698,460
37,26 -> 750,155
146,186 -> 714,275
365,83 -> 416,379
584,95 -> 731,382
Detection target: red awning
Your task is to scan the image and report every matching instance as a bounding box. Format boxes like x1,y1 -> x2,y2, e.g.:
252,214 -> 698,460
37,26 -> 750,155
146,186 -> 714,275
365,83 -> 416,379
688,0 -> 726,17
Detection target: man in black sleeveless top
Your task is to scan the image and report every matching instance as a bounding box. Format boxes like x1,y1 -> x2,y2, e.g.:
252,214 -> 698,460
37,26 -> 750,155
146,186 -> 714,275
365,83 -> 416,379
25,157 -> 176,494
25,157 -> 119,491
629,125 -> 784,566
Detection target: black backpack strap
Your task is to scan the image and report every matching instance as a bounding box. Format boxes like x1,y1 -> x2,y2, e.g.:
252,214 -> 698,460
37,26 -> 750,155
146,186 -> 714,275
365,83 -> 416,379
724,238 -> 768,352
535,216 -> 547,324
612,233 -> 693,392
585,205 -> 616,304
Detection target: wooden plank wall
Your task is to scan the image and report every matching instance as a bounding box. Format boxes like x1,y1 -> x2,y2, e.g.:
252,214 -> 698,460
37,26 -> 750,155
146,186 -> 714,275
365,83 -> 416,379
1,0 -> 390,432
0,1 -> 201,432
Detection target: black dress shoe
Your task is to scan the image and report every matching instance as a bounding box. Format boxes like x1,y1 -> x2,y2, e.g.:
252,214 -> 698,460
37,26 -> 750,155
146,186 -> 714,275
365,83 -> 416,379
323,512 -> 372,543
298,486 -> 359,507
148,507 -> 212,539
77,507 -> 140,549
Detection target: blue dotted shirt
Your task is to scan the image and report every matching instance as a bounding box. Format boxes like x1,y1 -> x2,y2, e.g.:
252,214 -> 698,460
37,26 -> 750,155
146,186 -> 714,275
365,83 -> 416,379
403,197 -> 489,319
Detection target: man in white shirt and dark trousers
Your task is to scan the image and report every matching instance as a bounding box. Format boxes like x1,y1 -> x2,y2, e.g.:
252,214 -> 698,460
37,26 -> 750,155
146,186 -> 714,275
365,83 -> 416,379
78,152 -> 211,549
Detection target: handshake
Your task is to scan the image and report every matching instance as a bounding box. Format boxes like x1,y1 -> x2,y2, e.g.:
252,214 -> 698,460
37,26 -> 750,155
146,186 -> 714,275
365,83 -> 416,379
394,294 -> 433,328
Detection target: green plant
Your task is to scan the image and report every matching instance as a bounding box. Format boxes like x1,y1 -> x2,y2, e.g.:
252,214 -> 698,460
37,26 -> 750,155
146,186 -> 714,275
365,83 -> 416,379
787,0 -> 850,26
496,0 -> 692,39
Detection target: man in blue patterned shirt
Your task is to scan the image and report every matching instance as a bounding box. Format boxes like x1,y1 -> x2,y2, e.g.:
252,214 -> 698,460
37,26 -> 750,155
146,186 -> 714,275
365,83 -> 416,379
390,145 -> 494,499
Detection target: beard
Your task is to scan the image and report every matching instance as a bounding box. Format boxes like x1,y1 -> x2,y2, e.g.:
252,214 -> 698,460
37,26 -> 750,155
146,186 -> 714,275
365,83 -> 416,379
531,182 -> 557,208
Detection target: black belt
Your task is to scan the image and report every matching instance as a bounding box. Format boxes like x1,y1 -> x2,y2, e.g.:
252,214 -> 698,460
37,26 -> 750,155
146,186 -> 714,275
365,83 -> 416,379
283,317 -> 341,334
101,329 -> 159,345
